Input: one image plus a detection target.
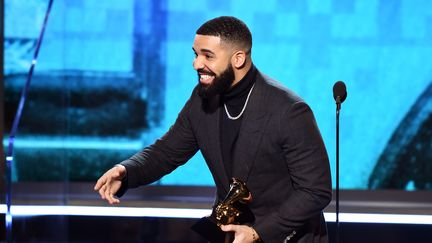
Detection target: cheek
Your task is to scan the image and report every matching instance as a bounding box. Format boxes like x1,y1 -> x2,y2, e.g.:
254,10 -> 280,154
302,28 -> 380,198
211,61 -> 229,75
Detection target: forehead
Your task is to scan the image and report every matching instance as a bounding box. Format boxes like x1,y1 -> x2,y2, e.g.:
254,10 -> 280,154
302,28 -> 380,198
192,34 -> 226,53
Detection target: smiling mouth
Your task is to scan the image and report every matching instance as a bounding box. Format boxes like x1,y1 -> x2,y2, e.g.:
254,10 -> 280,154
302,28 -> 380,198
198,72 -> 215,84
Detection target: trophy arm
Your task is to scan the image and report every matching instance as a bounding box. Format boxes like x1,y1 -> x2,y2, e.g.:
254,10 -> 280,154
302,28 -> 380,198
223,178 -> 252,205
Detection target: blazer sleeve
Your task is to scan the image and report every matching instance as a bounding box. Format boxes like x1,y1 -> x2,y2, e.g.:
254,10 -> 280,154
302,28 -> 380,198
254,101 -> 332,241
117,91 -> 200,192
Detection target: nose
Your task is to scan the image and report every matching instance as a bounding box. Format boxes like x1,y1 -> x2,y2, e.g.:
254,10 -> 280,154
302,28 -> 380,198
193,56 -> 204,71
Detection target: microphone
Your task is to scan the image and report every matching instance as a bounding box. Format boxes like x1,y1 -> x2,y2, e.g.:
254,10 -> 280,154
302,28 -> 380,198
333,81 -> 347,111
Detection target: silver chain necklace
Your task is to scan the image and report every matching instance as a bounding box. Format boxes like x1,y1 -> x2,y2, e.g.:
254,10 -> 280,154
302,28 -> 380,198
224,83 -> 255,120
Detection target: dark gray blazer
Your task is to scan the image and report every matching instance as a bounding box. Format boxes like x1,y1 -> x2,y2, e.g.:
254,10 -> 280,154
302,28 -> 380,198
120,71 -> 332,243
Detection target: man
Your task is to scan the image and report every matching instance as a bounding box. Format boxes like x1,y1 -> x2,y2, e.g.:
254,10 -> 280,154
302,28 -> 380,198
95,16 -> 332,243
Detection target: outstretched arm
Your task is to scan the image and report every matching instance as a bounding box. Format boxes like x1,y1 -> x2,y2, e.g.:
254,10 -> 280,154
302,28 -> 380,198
94,89 -> 200,201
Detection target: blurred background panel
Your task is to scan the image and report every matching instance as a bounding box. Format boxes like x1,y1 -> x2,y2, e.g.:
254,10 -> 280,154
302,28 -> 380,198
3,0 -> 432,189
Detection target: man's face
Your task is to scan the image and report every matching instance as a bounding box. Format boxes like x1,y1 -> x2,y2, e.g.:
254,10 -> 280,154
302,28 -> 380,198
192,34 -> 234,99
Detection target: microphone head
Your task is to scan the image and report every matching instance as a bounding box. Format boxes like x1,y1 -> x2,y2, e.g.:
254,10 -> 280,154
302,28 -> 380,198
333,81 -> 347,103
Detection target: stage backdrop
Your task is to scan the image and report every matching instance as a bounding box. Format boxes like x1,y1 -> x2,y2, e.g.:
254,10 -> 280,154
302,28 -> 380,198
4,0 -> 432,190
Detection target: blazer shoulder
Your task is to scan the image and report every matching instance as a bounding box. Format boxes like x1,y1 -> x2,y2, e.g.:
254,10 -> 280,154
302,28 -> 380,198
258,72 -> 305,108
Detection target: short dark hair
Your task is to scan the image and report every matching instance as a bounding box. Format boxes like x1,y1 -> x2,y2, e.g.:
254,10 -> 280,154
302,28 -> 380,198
196,16 -> 252,53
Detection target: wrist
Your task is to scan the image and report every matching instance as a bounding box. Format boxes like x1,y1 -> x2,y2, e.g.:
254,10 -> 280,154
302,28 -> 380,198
114,164 -> 126,179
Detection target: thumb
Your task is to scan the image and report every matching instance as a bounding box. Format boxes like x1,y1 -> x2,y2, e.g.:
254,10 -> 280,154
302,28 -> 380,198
221,224 -> 238,232
94,176 -> 107,190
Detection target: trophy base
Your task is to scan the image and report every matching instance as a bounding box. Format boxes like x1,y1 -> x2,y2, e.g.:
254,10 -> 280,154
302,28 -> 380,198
191,216 -> 233,243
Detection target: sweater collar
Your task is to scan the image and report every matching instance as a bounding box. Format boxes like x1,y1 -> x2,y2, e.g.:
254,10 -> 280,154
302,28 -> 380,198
222,64 -> 257,103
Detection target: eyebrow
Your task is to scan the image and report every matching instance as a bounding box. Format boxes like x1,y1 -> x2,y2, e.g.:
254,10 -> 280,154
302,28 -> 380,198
192,47 -> 215,55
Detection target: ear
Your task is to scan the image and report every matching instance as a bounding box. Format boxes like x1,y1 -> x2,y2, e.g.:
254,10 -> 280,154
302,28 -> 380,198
231,50 -> 247,69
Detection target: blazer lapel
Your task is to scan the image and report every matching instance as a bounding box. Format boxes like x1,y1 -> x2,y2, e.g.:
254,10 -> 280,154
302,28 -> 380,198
232,73 -> 270,183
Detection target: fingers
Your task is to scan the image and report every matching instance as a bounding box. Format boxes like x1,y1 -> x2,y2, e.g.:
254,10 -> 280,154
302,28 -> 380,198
98,184 -> 106,199
104,190 -> 116,204
97,177 -> 109,200
94,173 -> 110,197
96,183 -> 120,204
221,224 -> 243,243
94,170 -> 122,204
103,183 -> 120,204
94,176 -> 106,191
221,225 -> 255,243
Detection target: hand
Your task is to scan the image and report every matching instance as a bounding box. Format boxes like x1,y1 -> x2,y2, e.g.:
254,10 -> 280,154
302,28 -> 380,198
221,224 -> 259,243
94,165 -> 126,204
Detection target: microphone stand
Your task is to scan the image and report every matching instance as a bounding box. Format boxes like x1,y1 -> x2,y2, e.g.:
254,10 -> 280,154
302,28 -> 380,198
335,97 -> 341,243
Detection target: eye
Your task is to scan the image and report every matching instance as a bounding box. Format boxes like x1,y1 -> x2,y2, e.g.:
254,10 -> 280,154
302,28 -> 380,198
205,54 -> 213,59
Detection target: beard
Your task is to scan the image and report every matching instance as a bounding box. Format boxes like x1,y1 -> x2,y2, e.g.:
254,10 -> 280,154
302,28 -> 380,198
197,64 -> 235,99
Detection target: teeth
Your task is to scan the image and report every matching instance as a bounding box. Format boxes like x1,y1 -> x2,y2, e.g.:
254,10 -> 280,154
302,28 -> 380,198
200,74 -> 212,80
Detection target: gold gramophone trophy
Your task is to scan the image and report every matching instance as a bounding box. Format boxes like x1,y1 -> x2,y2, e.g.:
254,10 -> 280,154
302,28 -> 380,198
191,178 -> 253,243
